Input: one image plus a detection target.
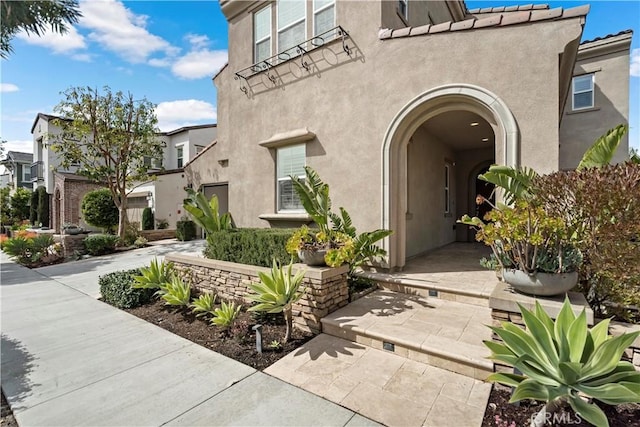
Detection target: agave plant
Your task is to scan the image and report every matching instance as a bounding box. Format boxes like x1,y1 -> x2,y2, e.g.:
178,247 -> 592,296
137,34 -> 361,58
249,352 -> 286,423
485,298 -> 640,427
160,275 -> 191,307
190,292 -> 217,318
132,258 -> 174,290
183,188 -> 233,235
248,260 -> 305,343
211,300 -> 242,329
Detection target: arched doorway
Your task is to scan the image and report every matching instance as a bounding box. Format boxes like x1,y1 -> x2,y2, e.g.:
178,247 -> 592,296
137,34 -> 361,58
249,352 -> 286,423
381,84 -> 519,270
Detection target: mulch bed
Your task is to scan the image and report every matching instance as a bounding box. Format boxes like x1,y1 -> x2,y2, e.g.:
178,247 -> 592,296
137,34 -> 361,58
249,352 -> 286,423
1,390 -> 18,427
482,384 -> 640,427
125,299 -> 314,371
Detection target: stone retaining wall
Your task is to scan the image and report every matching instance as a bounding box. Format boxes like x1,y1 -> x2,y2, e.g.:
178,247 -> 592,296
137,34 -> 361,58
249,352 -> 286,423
54,234 -> 88,258
166,254 -> 349,334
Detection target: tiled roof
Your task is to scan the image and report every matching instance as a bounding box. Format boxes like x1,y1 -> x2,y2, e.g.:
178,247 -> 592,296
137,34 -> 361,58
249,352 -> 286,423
379,5 -> 590,40
580,29 -> 633,45
467,4 -> 549,14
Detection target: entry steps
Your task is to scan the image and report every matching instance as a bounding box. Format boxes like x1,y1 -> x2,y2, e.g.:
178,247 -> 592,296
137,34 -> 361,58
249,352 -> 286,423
321,289 -> 494,380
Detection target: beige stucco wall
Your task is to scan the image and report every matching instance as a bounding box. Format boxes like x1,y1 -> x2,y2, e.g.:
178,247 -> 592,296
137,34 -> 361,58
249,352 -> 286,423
192,1 -> 586,267
134,171 -> 188,229
559,35 -> 631,169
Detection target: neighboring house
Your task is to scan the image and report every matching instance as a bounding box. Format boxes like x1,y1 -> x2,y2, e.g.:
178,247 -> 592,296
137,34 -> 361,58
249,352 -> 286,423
30,112 -> 217,231
0,151 -> 34,192
186,0 -> 631,270
127,124 -> 217,230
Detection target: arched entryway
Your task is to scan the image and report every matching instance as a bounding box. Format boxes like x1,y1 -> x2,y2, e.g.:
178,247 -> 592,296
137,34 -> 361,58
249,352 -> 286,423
381,84 -> 519,270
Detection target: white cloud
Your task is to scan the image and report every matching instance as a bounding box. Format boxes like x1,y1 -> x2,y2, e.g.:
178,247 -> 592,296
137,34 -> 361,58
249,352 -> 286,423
1,83 -> 19,93
78,0 -> 177,63
148,57 -> 172,68
3,140 -> 33,154
16,25 -> 86,53
185,34 -> 210,50
171,49 -> 228,79
155,100 -> 216,132
631,48 -> 640,77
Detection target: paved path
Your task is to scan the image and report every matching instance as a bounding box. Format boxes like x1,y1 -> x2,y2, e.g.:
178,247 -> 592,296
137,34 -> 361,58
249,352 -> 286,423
1,243 -> 376,426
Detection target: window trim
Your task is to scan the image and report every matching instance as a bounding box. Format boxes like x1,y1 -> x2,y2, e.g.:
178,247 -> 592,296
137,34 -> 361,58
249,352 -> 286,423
254,4 -> 272,63
21,165 -> 31,183
572,74 -> 595,111
276,143 -> 306,213
176,146 -> 184,168
444,162 -> 451,214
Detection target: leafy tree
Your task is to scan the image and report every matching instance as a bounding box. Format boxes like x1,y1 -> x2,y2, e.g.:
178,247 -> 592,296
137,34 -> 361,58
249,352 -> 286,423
37,186 -> 49,227
0,187 -> 12,226
50,86 -> 163,241
10,187 -> 31,221
0,0 -> 81,59
81,188 -> 118,233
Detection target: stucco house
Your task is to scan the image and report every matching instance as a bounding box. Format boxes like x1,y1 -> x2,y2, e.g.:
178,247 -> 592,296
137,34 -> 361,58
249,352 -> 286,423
0,151 -> 34,192
30,113 -> 216,232
186,0 -> 630,271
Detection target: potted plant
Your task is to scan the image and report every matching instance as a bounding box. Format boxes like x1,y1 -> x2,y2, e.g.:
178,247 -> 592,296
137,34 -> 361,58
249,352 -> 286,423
62,223 -> 84,235
459,198 -> 582,296
285,225 -> 353,267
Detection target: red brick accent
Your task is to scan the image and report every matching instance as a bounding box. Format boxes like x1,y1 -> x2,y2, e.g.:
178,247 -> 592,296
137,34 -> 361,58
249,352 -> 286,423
52,173 -> 105,232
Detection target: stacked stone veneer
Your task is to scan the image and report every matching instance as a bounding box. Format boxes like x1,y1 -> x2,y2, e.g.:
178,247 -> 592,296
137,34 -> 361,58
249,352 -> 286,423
489,282 -> 639,372
53,234 -> 88,257
165,254 -> 350,334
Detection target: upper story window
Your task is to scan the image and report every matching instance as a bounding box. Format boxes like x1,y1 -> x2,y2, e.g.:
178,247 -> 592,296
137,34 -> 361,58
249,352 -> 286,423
277,1 -> 306,52
177,146 -> 184,168
253,1 -> 336,64
277,143 -> 306,212
254,4 -> 272,63
572,74 -> 594,111
22,166 -> 31,183
398,0 -> 408,21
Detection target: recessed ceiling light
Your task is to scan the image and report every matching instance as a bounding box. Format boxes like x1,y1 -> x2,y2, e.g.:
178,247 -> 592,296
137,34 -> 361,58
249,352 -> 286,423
470,122 -> 479,126
482,138 -> 489,142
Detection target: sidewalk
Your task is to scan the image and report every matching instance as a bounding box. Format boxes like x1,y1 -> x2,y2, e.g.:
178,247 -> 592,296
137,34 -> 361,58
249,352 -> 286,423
1,247 -> 377,426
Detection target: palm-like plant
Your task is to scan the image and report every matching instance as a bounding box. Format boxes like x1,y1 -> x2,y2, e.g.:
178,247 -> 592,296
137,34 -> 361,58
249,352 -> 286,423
578,124 -> 628,170
290,167 -> 332,235
190,292 -> 217,318
478,164 -> 538,205
182,188 -> 233,235
486,298 -> 640,427
132,258 -> 174,290
211,300 -> 242,329
160,275 -> 191,307
248,260 -> 305,343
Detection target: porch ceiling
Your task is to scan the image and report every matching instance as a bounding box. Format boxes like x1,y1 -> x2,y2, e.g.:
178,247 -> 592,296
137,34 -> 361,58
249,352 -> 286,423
421,110 -> 494,151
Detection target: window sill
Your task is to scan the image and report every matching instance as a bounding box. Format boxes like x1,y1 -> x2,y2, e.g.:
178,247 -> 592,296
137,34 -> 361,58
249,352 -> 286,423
259,128 -> 316,148
259,213 -> 312,222
567,107 -> 600,115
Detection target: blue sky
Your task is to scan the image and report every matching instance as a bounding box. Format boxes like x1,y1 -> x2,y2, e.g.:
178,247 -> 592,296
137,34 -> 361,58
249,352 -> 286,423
1,0 -> 638,156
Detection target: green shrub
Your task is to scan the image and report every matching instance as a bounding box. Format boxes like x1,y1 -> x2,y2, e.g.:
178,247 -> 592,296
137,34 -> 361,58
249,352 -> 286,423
123,221 -> 140,246
532,162 -> 640,321
81,189 -> 118,232
204,228 -> 297,267
142,207 -> 154,230
2,233 -> 61,266
84,234 -> 119,255
99,269 -> 155,309
211,301 -> 242,329
10,187 -> 31,221
133,236 -> 147,248
29,190 -> 38,225
37,186 -> 49,227
176,220 -> 196,241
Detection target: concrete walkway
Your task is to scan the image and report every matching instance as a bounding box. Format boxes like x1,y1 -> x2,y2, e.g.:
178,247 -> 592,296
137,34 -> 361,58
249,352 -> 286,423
1,244 -> 377,426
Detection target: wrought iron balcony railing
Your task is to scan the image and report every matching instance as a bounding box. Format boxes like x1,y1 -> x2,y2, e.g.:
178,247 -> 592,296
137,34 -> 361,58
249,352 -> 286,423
30,161 -> 44,182
234,25 -> 352,87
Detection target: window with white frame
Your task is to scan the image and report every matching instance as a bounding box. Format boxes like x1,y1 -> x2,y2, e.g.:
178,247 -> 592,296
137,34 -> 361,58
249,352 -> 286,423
444,163 -> 451,214
22,165 -> 31,182
314,0 -> 335,36
177,146 -> 184,168
572,74 -> 594,111
254,4 -> 271,63
277,144 -> 305,212
398,0 -> 408,21
278,0 -> 306,52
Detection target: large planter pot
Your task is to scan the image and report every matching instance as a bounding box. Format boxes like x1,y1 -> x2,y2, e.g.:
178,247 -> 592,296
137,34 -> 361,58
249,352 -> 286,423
63,227 -> 83,235
502,269 -> 578,297
297,249 -> 327,266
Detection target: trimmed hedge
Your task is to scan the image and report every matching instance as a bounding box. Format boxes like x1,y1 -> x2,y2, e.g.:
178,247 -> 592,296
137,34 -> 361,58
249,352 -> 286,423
176,220 -> 196,241
84,234 -> 119,255
29,191 -> 38,225
99,269 -> 155,309
37,186 -> 49,227
204,228 -> 298,267
142,207 -> 154,231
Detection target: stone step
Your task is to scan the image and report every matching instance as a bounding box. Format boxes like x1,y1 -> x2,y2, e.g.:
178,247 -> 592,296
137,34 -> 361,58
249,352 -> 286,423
321,289 -> 494,380
357,270 -> 493,307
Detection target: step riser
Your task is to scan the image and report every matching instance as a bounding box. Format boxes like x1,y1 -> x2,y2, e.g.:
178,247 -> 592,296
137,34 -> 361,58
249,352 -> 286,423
376,282 -> 489,307
322,323 -> 492,381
